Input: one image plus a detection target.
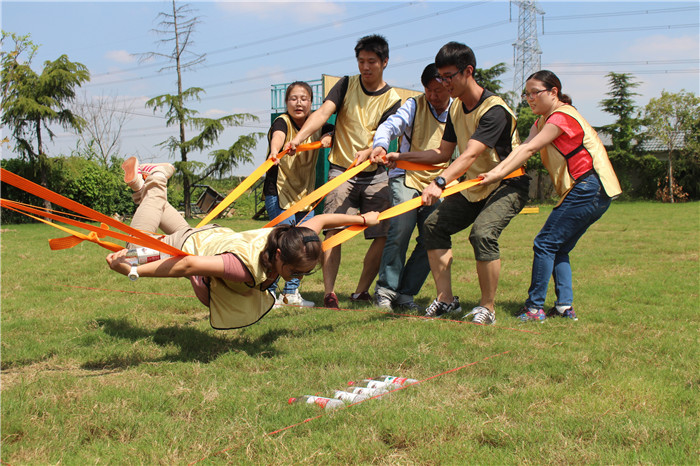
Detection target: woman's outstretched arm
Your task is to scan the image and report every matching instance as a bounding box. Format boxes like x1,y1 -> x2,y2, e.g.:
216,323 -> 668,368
300,211 -> 380,235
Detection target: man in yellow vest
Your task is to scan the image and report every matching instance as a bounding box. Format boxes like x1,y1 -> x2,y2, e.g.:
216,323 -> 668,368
386,42 -> 530,325
286,35 -> 401,309
355,63 -> 453,312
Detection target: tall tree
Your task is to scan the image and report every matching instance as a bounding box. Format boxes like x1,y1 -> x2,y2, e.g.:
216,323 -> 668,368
598,72 -> 643,165
142,1 -> 262,218
643,90 -> 700,203
74,91 -> 134,168
1,31 -> 89,210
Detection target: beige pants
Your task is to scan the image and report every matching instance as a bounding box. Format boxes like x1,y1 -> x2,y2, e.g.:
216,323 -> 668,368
128,175 -> 194,249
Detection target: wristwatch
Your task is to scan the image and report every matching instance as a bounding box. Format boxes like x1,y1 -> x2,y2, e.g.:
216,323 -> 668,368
434,176 -> 447,190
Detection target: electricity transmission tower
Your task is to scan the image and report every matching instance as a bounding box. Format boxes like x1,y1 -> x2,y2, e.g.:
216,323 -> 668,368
512,0 -> 545,95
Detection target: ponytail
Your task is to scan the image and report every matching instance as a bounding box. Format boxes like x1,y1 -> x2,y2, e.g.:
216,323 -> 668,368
527,70 -> 573,105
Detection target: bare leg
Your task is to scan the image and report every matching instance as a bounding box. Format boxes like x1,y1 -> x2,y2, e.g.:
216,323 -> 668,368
355,236 -> 386,293
476,259 -> 500,312
428,248 -> 454,303
322,230 -> 342,295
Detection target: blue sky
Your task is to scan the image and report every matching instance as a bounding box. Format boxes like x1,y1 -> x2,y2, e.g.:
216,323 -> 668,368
2,1 -> 699,175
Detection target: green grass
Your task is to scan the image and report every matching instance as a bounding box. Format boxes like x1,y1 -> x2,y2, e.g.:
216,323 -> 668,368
1,201 -> 698,464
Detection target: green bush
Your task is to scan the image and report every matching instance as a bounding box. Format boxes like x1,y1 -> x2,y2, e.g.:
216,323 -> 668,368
1,157 -> 135,224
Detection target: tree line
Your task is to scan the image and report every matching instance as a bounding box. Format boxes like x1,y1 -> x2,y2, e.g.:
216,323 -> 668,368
1,2 -> 698,224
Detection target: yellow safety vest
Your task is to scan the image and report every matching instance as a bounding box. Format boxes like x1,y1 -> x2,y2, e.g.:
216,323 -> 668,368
182,227 -> 275,330
537,105 -> 622,205
268,114 -> 326,210
404,95 -> 452,192
449,95 -> 520,202
329,75 -> 401,172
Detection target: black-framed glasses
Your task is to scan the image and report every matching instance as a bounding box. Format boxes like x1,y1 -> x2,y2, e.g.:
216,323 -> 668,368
436,69 -> 464,84
521,89 -> 549,100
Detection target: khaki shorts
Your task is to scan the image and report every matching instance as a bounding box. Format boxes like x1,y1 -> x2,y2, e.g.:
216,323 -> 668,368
323,175 -> 391,239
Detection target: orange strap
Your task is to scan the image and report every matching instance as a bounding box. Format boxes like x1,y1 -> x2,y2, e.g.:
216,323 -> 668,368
322,167 -> 526,251
394,160 -> 445,171
197,141 -> 323,228
0,169 -> 188,256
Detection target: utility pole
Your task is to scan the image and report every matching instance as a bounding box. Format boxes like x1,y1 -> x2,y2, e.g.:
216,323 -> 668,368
512,0 -> 545,95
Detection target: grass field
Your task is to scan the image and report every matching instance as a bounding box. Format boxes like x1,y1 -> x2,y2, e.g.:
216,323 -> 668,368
1,201 -> 698,464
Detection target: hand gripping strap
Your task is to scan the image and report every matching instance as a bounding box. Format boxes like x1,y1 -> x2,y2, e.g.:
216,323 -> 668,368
321,167 -> 526,251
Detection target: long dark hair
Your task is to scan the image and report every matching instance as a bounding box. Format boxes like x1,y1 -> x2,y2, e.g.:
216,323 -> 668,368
527,70 -> 573,105
260,225 -> 322,274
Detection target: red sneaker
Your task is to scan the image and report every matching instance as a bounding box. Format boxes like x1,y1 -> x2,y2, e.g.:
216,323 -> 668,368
323,292 -> 339,309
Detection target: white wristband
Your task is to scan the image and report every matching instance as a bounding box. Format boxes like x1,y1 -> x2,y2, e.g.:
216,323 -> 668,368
128,265 -> 139,281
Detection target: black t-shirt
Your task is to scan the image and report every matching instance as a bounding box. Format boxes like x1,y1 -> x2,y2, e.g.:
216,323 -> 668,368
324,75 -> 402,122
442,89 -> 528,191
324,75 -> 401,178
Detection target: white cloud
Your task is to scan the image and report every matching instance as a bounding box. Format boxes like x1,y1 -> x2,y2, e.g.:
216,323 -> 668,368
626,34 -> 699,59
202,108 -> 229,118
105,50 -> 136,64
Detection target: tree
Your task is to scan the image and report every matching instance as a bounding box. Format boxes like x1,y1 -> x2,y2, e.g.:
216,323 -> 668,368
643,90 -> 700,202
474,62 -> 519,108
598,72 -> 643,165
141,1 -> 262,218
74,91 -> 134,168
1,31 -> 90,211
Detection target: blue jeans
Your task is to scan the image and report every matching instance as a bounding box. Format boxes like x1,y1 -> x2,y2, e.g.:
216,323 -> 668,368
264,194 -> 315,294
375,175 -> 439,302
526,174 -> 611,309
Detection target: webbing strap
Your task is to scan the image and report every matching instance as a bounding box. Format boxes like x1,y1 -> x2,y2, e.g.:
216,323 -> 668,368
264,159 -> 373,228
196,141 -> 323,228
321,167 -> 526,251
263,158 -> 446,228
0,169 -> 188,256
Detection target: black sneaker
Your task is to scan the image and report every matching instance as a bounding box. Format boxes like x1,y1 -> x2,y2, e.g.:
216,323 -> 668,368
424,296 -> 461,317
546,306 -> 578,321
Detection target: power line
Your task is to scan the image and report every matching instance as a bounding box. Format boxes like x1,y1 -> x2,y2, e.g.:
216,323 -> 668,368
543,23 -> 698,36
544,5 -> 698,22
87,1 -> 492,85
89,2 -> 421,79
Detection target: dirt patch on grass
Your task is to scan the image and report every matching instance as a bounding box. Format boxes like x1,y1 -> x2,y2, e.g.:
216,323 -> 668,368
1,359 -> 124,391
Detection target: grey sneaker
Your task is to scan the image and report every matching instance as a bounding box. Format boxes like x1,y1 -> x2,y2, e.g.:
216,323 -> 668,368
396,301 -> 421,313
464,306 -> 496,325
424,296 -> 461,317
374,292 -> 393,310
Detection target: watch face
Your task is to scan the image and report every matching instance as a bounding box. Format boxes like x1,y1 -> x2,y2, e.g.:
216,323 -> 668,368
435,176 -> 446,188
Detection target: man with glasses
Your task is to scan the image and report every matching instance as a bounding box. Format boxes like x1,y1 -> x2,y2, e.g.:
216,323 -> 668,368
285,34 -> 401,309
385,42 -> 530,325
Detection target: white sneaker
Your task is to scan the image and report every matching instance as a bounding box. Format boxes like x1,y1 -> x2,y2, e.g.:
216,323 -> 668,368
464,306 -> 496,325
374,292 -> 393,310
277,290 -> 314,307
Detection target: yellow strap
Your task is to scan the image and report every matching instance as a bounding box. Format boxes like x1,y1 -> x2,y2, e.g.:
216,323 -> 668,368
264,159 -> 373,228
322,167 -> 526,251
196,141 -> 323,228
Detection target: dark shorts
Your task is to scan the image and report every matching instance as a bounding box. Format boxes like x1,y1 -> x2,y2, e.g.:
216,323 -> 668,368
323,174 -> 391,239
423,183 -> 529,261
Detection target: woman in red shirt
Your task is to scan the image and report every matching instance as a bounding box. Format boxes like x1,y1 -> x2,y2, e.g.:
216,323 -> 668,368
479,70 -> 621,322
